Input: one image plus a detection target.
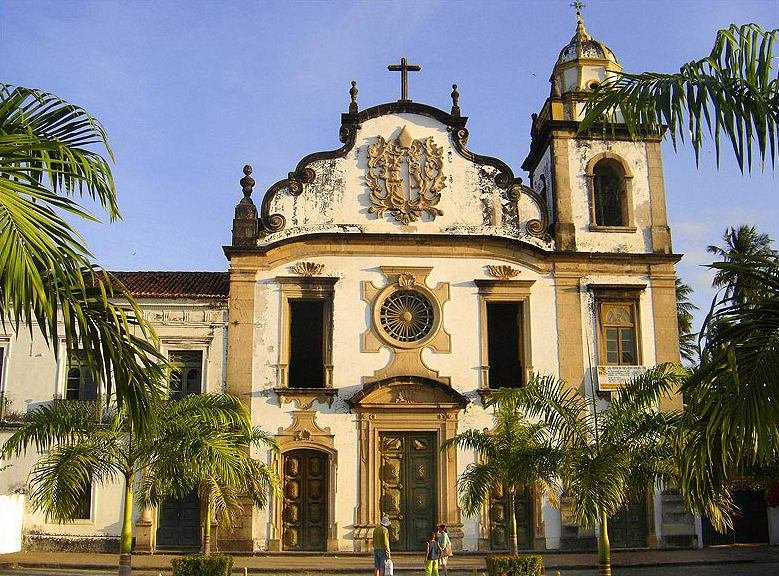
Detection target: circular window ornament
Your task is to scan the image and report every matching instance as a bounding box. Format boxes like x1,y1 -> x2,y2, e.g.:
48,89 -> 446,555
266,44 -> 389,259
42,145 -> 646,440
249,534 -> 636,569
373,284 -> 442,349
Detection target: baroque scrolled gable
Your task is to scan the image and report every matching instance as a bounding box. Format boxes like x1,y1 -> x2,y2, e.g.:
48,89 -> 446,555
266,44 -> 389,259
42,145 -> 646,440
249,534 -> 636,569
235,98 -> 551,250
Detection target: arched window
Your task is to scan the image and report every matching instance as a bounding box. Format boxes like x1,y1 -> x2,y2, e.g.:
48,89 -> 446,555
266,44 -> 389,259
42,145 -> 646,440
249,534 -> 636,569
592,159 -> 626,227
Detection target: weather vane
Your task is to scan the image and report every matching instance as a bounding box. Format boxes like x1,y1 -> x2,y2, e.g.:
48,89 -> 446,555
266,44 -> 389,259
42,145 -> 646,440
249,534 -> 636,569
388,57 -> 421,102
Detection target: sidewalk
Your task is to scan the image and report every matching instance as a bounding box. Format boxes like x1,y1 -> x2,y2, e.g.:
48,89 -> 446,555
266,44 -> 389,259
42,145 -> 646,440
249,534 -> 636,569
1,546 -> 778,574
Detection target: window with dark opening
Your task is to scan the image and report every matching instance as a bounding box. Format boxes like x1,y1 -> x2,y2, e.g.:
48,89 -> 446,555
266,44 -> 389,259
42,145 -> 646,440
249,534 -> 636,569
65,351 -> 98,401
593,160 -> 625,227
487,302 -> 523,389
169,350 -> 203,399
288,300 -> 325,388
73,480 -> 92,520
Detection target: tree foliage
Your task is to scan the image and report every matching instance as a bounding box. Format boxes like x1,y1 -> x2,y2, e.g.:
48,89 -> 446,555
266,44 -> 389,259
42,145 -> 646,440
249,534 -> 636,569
441,395 -> 560,556
581,24 -> 779,172
676,278 -> 699,364
0,84 -> 167,430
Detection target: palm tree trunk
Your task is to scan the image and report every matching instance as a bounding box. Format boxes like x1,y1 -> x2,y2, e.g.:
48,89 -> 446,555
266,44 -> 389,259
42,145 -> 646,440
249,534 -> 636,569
597,510 -> 611,576
202,497 -> 212,556
118,473 -> 134,576
508,487 -> 518,556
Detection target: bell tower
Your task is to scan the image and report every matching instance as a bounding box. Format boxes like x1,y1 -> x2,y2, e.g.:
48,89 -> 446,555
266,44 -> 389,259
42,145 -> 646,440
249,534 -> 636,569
522,10 -> 672,255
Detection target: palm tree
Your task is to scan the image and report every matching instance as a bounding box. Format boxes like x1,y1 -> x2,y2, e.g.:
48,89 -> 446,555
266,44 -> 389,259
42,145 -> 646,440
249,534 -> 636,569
1,394 -> 278,573
680,256 -> 779,531
0,84 -> 167,431
441,396 -> 561,556
676,278 -> 699,364
580,24 -> 779,173
706,225 -> 776,302
140,398 -> 280,555
495,364 -> 687,576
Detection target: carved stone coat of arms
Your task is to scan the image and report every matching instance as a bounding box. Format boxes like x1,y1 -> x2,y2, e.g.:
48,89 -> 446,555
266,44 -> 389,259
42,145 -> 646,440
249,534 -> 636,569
366,126 -> 446,225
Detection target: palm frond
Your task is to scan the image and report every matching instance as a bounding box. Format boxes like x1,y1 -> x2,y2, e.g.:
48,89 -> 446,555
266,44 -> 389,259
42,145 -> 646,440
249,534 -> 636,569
580,24 -> 779,172
1,400 -> 104,457
28,441 -> 119,522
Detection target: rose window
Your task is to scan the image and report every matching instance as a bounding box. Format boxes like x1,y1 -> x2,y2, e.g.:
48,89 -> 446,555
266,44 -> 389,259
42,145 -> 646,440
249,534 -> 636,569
378,290 -> 435,343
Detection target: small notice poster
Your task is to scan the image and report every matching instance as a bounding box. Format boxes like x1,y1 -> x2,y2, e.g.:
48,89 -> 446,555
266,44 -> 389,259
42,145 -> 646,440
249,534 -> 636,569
596,365 -> 646,391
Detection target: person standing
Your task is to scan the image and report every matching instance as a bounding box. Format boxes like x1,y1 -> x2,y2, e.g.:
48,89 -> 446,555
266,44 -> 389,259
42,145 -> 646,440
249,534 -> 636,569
424,530 -> 441,576
437,524 -> 452,576
373,514 -> 392,576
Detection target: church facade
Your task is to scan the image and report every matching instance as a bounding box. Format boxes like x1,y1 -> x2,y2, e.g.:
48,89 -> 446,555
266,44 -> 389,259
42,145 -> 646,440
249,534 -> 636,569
0,18 -> 699,552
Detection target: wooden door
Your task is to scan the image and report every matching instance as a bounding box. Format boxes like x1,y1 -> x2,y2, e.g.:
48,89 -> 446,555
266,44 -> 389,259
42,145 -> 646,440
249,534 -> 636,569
282,449 -> 328,551
379,432 -> 437,551
156,490 -> 200,550
609,496 -> 648,548
489,485 -> 533,550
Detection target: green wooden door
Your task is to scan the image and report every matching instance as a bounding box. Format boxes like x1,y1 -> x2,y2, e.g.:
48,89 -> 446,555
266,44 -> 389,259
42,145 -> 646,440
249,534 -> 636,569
609,496 -> 648,548
156,490 -> 201,550
379,432 -> 437,551
489,485 -> 533,550
282,449 -> 328,551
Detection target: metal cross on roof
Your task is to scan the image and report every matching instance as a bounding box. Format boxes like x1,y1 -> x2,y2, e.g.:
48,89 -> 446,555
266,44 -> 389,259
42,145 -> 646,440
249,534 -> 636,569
388,57 -> 421,102
570,1 -> 586,18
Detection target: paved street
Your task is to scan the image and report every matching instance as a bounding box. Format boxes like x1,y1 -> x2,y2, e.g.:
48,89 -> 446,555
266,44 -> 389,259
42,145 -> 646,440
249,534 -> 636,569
2,564 -> 779,576
3,567 -> 779,576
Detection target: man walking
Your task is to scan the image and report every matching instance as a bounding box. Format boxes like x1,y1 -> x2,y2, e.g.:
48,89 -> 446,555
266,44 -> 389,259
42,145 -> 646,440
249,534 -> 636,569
373,514 -> 392,576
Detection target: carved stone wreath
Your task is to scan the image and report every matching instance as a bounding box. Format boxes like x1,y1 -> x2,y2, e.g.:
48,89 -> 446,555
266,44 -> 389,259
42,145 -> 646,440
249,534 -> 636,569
366,126 -> 445,225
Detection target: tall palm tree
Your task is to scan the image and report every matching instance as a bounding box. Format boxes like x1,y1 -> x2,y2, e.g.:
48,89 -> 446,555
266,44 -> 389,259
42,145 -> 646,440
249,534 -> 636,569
1,394 -> 278,573
706,225 -> 776,302
495,364 -> 687,576
441,397 -> 561,556
580,24 -> 779,173
0,84 -> 167,430
680,256 -> 779,530
140,398 -> 280,555
676,278 -> 699,364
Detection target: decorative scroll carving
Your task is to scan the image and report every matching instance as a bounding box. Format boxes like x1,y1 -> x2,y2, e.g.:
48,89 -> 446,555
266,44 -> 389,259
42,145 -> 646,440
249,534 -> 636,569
486,265 -> 520,280
366,127 -> 445,225
290,261 -> 325,277
252,100 -> 550,242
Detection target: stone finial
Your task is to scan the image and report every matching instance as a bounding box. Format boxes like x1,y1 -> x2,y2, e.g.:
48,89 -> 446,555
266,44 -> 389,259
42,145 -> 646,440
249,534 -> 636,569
450,84 -> 461,117
240,164 -> 255,202
349,80 -> 358,114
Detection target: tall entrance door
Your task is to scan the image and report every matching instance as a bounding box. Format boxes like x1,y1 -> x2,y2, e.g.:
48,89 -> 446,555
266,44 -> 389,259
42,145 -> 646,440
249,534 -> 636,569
379,432 -> 437,551
156,490 -> 201,550
282,449 -> 328,551
608,496 -> 648,548
489,486 -> 533,550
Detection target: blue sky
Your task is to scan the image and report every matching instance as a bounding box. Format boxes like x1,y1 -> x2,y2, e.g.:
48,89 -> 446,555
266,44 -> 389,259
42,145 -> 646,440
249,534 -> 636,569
2,0 -> 777,331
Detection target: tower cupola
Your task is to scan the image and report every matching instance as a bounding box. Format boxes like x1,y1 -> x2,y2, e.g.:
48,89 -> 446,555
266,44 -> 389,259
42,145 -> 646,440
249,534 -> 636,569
550,12 -> 621,98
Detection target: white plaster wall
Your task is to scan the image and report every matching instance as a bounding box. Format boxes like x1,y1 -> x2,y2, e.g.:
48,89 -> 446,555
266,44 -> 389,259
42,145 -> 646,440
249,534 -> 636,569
0,494 -> 24,552
567,138 -> 654,253
0,430 -> 128,537
262,113 -> 552,250
0,297 -> 228,541
530,145 -> 554,223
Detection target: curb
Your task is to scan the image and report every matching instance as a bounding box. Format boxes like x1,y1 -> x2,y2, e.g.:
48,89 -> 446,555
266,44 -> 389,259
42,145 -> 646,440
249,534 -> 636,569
0,557 -> 758,574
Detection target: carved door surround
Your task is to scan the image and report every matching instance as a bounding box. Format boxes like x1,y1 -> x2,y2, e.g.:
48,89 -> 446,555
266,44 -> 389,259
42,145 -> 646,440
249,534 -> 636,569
347,376 -> 467,552
362,266 -> 451,385
270,410 -> 338,552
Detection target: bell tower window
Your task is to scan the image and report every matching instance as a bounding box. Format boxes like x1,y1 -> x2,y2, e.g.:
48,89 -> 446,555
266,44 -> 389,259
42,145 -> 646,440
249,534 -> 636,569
587,154 -> 635,231
593,160 -> 624,226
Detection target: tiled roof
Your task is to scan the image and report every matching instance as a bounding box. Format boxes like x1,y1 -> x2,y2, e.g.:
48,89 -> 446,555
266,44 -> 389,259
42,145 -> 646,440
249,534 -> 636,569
109,271 -> 229,298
